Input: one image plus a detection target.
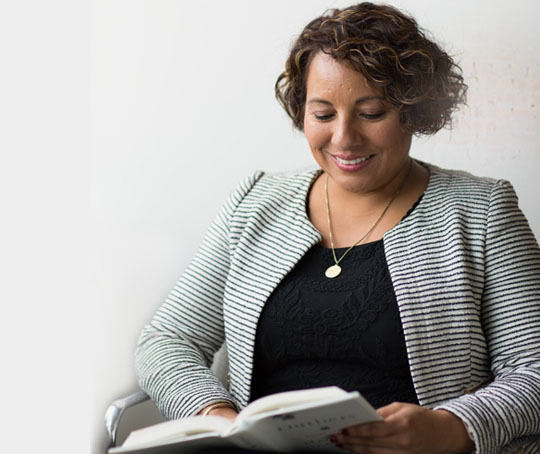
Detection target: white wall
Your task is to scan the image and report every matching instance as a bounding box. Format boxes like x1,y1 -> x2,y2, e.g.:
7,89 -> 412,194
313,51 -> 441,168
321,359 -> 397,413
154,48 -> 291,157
1,1 -> 92,453
90,2 -> 540,452
1,1 -> 538,453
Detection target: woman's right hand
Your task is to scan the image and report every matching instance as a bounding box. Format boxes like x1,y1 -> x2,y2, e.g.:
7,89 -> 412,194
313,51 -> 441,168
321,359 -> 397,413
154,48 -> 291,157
201,404 -> 238,421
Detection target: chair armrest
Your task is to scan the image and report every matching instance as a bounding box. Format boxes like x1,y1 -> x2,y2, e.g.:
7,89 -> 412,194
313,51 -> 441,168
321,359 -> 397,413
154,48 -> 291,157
104,343 -> 229,447
104,390 -> 149,447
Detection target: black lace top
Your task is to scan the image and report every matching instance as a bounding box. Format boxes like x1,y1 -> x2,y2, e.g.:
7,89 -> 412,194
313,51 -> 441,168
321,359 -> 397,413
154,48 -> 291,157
250,208 -> 421,408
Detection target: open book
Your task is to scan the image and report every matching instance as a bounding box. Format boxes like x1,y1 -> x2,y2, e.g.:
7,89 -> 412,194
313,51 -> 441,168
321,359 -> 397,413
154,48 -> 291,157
109,386 -> 381,453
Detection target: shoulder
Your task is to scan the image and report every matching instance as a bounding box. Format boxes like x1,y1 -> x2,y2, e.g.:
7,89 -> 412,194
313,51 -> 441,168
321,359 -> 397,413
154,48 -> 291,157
246,167 -> 320,193
228,167 -> 321,209
395,162 -> 524,238
422,162 -> 518,209
426,162 -> 511,192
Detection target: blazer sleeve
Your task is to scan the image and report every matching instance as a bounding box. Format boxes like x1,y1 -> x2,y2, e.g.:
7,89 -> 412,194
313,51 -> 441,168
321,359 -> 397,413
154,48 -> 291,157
135,171 -> 263,419
435,180 -> 540,454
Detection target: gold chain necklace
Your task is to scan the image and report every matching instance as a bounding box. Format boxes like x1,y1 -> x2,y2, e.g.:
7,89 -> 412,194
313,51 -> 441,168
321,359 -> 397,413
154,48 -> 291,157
324,159 -> 412,279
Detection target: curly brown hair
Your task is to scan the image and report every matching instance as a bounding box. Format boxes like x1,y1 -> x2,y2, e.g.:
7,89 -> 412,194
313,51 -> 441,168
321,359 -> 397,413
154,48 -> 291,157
275,2 -> 467,135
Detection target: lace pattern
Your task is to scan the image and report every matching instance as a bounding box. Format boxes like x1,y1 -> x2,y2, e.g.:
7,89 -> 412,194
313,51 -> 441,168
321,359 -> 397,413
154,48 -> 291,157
250,241 -> 418,408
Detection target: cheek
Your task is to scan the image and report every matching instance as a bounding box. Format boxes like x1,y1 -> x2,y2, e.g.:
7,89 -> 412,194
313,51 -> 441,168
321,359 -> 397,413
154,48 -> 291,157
378,117 -> 410,150
304,122 -> 328,151
366,122 -> 407,154
385,129 -> 411,154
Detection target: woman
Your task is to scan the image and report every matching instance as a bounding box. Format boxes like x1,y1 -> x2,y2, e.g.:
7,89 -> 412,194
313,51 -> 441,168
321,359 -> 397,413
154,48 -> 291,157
136,3 -> 540,453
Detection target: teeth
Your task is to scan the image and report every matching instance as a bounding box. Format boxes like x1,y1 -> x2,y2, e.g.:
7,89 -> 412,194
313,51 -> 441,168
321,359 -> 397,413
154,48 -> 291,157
336,155 -> 370,165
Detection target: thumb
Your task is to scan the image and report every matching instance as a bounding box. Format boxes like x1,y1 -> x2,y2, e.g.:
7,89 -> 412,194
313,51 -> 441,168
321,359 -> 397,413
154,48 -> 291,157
376,401 -> 405,420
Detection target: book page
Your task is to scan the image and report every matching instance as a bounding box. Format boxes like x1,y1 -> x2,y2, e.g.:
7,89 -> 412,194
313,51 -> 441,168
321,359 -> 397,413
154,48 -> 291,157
119,415 -> 232,449
236,386 -> 349,423
232,393 -> 381,452
110,433 -> 237,454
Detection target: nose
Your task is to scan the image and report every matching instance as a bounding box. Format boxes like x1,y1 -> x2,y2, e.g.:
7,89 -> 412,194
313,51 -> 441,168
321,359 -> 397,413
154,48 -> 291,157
331,115 -> 360,150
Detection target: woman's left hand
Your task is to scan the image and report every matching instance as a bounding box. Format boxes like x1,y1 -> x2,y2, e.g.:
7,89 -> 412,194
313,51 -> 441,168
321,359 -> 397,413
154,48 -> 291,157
331,402 -> 475,453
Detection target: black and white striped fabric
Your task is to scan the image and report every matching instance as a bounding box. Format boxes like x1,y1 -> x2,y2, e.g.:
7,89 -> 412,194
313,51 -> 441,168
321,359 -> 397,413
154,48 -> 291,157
136,163 -> 540,454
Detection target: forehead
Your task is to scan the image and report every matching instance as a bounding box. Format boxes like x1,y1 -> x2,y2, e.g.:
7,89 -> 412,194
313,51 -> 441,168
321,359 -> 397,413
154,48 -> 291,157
305,52 -> 381,99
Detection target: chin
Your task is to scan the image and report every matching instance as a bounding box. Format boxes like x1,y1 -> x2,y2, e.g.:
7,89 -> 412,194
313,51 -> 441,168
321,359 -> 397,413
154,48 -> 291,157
334,175 -> 371,194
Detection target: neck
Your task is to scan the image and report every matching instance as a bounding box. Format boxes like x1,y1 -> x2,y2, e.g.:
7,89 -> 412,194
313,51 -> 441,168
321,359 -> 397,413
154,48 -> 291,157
326,157 -> 413,215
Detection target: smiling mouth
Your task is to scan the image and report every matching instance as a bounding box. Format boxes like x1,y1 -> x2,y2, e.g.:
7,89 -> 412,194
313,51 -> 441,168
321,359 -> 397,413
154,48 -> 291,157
334,155 -> 373,165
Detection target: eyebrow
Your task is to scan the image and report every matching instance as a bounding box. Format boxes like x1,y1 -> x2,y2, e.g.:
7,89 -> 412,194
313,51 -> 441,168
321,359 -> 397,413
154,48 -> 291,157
307,95 -> 383,106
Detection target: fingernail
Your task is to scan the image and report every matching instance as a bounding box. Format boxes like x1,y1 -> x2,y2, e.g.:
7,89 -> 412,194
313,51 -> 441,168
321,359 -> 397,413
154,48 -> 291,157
330,435 -> 337,442
341,428 -> 349,436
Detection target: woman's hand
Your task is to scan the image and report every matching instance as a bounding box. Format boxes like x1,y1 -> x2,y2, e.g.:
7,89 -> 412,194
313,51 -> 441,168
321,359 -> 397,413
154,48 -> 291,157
331,402 -> 475,453
200,404 -> 238,421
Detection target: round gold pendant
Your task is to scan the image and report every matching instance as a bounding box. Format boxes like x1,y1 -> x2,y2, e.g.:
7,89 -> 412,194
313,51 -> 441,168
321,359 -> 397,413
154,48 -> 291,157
325,264 -> 341,278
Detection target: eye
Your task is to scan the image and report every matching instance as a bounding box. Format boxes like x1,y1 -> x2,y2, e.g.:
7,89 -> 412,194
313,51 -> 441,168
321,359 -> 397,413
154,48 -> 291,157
313,113 -> 335,121
360,112 -> 386,120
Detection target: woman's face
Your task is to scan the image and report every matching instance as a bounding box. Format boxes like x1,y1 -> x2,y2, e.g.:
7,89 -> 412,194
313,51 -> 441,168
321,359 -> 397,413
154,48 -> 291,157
304,52 -> 412,196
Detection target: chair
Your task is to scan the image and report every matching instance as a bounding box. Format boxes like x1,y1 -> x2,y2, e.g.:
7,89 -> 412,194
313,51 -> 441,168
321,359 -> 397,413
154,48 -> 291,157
105,389 -> 150,447
104,342 -> 229,448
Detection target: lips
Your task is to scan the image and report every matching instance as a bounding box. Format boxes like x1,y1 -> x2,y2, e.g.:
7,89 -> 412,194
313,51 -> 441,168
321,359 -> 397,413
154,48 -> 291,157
331,153 -> 374,171
335,155 -> 371,165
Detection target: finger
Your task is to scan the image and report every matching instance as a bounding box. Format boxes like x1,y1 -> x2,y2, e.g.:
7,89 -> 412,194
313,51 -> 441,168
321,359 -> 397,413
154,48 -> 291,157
341,419 -> 401,438
334,431 -> 408,451
343,421 -> 386,437
376,401 -> 404,419
344,402 -> 409,438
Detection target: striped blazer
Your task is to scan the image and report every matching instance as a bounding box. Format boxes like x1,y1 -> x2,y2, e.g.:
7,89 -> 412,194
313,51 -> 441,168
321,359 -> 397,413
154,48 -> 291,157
136,163 -> 540,454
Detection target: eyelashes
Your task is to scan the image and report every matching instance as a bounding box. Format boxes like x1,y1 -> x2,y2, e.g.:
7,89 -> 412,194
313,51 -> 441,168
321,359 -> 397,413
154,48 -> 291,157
361,112 -> 386,120
314,114 -> 335,121
312,111 -> 386,122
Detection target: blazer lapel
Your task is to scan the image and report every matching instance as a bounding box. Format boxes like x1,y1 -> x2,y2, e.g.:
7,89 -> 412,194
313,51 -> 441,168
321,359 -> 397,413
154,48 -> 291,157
223,170 -> 322,406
